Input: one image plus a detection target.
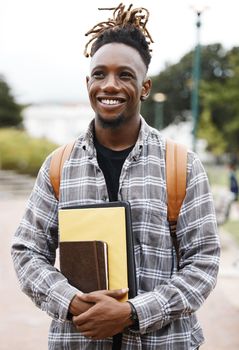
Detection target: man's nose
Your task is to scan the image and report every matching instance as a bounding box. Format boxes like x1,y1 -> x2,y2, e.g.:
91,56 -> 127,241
101,74 -> 120,92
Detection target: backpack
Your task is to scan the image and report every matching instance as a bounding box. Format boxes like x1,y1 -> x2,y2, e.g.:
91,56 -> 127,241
49,139 -> 187,269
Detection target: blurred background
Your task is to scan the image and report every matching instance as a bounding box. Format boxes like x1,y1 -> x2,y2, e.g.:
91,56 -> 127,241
0,0 -> 239,349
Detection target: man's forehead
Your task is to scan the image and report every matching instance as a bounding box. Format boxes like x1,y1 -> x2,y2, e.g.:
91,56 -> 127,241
90,43 -> 147,72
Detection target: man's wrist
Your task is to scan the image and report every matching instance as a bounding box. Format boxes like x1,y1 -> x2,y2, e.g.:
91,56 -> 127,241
127,301 -> 139,330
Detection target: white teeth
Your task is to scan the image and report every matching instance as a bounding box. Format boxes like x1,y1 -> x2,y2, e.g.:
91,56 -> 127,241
101,99 -> 121,105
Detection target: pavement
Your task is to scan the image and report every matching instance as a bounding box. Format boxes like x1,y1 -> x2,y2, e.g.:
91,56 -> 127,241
0,172 -> 239,349
198,220 -> 239,350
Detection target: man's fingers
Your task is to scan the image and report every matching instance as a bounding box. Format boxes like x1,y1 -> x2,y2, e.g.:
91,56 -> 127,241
104,288 -> 129,299
77,293 -> 101,304
75,324 -> 98,339
73,312 -> 90,327
75,321 -> 90,333
90,288 -> 129,299
77,288 -> 128,304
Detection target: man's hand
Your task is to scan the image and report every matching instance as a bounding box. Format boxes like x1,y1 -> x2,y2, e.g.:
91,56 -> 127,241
72,289 -> 133,339
69,288 -> 129,317
69,293 -> 92,316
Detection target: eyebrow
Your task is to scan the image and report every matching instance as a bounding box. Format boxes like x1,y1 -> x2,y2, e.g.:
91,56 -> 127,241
91,65 -> 137,74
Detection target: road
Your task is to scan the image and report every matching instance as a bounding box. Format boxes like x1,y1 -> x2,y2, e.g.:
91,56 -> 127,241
0,191 -> 239,349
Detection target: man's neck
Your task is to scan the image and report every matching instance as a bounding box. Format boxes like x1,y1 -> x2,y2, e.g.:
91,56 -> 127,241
94,117 -> 141,151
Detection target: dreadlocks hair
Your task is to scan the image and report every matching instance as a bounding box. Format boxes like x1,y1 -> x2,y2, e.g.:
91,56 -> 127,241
84,3 -> 154,69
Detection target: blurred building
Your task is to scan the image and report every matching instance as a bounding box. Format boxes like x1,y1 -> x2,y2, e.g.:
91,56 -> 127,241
23,105 -> 214,163
160,120 -> 215,163
23,103 -> 93,145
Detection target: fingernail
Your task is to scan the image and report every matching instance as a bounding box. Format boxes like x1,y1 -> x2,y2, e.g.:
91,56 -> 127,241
122,288 -> 129,293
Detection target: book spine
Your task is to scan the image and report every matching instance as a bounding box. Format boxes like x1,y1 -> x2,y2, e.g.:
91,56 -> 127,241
93,241 -> 102,290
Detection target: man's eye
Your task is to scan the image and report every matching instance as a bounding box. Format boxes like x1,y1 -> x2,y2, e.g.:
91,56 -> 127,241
120,72 -> 133,79
92,71 -> 105,79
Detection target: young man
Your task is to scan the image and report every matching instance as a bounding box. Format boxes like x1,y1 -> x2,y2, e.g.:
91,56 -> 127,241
12,4 -> 220,350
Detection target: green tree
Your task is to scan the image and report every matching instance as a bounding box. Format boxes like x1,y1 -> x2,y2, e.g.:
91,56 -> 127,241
141,43 -> 239,157
198,47 -> 239,156
0,75 -> 23,127
142,43 -> 231,128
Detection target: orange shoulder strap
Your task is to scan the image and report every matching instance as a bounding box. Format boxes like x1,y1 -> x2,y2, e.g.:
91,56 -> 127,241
166,138 -> 187,269
49,141 -> 75,200
166,138 -> 187,222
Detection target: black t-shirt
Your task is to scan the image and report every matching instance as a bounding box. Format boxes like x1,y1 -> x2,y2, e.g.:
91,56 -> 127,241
94,138 -> 134,350
95,138 -> 133,201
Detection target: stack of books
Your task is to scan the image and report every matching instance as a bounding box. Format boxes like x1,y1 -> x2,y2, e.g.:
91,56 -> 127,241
59,201 -> 137,300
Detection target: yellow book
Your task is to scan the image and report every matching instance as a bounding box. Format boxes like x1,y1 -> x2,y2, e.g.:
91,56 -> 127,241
58,201 -> 136,300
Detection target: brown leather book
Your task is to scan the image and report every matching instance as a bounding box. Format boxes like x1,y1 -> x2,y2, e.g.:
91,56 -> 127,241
59,240 -> 108,293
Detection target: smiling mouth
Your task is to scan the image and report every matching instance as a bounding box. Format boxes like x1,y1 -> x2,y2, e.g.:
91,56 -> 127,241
98,97 -> 126,105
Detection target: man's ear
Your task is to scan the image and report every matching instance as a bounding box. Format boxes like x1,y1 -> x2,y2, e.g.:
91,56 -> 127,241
141,78 -> 152,101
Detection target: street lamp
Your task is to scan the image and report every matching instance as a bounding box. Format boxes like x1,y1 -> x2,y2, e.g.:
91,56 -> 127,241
191,5 -> 207,152
153,92 -> 166,131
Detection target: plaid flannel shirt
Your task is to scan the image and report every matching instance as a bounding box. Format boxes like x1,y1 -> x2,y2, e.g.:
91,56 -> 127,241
12,118 -> 220,350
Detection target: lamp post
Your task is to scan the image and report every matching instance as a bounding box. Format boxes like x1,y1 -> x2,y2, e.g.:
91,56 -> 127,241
153,92 -> 166,131
191,6 -> 206,152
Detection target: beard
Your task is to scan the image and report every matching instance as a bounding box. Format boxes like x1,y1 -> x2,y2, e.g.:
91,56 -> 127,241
96,113 -> 127,129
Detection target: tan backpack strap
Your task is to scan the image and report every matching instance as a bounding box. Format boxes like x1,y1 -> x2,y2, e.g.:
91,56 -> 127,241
166,139 -> 187,221
166,138 -> 187,269
49,141 -> 75,200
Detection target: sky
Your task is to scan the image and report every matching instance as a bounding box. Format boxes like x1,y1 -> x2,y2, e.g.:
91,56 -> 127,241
0,0 -> 238,104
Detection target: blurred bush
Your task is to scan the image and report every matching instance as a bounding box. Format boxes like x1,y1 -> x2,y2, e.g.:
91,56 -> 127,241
0,75 -> 23,127
0,128 -> 58,176
205,164 -> 228,187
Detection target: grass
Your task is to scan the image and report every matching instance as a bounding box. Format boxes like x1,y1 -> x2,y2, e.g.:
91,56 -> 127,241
222,220 -> 239,245
204,164 -> 229,187
0,128 -> 58,176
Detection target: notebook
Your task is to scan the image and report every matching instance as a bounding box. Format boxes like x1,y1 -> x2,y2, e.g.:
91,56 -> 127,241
58,201 -> 137,300
60,240 -> 108,293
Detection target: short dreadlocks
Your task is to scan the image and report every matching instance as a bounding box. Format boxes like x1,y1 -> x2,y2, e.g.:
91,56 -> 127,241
84,3 -> 154,69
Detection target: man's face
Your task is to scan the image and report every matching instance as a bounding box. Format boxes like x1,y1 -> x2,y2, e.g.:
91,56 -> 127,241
86,43 -> 151,128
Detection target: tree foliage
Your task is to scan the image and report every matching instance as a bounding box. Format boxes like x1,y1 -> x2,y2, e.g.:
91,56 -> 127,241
0,75 -> 23,127
142,44 -> 239,156
198,47 -> 239,156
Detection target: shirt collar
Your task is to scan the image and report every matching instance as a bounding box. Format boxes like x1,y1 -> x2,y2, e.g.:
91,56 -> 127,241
79,116 -> 151,159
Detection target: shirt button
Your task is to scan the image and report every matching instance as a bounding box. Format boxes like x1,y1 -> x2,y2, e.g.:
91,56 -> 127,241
54,313 -> 59,319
